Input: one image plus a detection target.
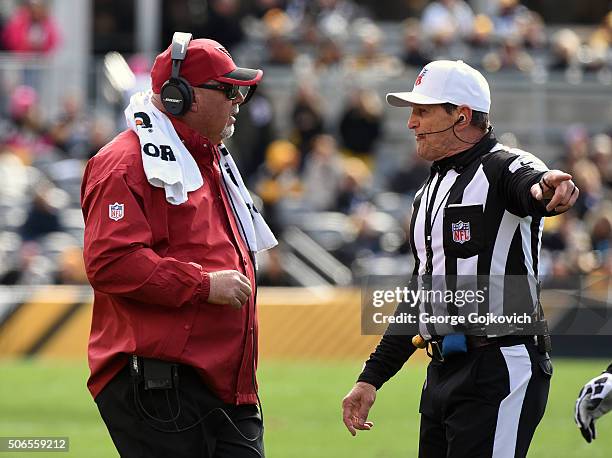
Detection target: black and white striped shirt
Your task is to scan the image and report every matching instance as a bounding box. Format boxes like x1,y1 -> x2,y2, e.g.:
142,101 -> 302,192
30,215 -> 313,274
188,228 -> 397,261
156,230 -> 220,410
359,132 -> 554,388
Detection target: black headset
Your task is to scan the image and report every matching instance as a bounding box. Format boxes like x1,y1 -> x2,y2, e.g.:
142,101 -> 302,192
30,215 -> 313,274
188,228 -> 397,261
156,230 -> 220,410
161,32 -> 194,116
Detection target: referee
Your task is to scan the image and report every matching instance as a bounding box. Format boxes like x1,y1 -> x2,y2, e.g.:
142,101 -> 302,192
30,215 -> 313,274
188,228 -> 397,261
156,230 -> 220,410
341,60 -> 579,457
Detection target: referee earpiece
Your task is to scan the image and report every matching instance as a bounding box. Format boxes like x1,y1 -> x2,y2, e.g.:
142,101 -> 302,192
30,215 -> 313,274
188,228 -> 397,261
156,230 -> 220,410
161,32 -> 194,116
458,115 -> 466,124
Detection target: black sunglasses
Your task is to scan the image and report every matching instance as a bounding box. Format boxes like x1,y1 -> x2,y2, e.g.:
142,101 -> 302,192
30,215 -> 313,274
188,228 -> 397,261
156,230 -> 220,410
198,81 -> 258,105
199,81 -> 241,100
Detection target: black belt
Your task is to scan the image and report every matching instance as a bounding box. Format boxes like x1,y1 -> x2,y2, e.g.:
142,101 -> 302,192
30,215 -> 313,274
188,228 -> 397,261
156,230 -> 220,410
465,335 -> 535,350
426,335 -> 536,362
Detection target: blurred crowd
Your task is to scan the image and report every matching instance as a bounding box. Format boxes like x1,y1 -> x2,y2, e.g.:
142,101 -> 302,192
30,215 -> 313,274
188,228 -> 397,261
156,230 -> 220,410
215,0 -> 612,78
0,0 -> 611,287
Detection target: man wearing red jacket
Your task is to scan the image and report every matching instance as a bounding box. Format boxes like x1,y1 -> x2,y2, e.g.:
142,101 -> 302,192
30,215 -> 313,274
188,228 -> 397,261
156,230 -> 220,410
81,33 -> 273,457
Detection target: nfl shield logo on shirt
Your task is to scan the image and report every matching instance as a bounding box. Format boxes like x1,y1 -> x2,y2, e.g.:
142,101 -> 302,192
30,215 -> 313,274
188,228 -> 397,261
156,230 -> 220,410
452,221 -> 471,244
109,202 -> 124,221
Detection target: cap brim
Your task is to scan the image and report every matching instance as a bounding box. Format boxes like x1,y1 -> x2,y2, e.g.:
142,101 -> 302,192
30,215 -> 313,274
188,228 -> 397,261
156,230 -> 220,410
386,92 -> 445,107
217,67 -> 263,86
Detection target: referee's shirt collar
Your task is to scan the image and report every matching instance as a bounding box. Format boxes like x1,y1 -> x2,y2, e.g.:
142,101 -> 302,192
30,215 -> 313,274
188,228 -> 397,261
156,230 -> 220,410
431,130 -> 497,174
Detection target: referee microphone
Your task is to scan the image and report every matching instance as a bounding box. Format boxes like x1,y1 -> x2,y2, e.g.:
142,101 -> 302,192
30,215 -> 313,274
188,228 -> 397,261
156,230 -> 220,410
417,115 -> 465,137
418,115 -> 491,146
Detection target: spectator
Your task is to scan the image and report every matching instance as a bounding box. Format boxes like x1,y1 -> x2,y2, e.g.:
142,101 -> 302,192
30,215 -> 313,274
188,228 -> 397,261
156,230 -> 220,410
257,7 -> 297,65
571,158 -> 603,218
0,240 -> 53,285
399,18 -> 431,68
559,124 -> 590,171
201,0 -> 245,52
0,144 -> 38,203
19,187 -> 64,241
257,247 -> 293,286
540,213 -> 592,277
48,92 -> 90,158
587,10 -> 612,71
590,133 -> 612,187
266,33 -> 297,65
482,35 -> 535,73
587,203 -> 612,256
541,214 -> 570,252
302,134 -> 345,211
345,203 -> 383,259
254,139 -> 302,233
490,0 -> 531,41
470,14 -> 495,49
522,11 -> 547,50
249,0 -> 288,19
549,28 -> 582,71
5,85 -> 53,161
1,0 -> 60,54
315,36 -> 344,72
335,156 -> 371,214
389,153 -> 430,195
421,0 -> 475,48
231,87 -> 276,180
261,6 -> 294,37
86,117 -> 115,160
290,83 -> 325,154
338,87 -> 383,165
343,21 -> 402,80
311,0 -> 363,41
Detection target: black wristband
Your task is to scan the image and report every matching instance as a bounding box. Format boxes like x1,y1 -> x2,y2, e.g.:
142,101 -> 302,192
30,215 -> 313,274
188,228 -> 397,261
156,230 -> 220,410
541,176 -> 554,190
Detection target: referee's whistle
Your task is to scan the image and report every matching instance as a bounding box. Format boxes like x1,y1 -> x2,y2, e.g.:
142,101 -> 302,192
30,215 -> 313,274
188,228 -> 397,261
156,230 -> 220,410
412,334 -> 427,349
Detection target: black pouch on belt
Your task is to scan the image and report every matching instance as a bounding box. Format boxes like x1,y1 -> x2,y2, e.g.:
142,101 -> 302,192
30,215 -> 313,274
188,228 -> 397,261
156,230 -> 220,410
130,356 -> 178,390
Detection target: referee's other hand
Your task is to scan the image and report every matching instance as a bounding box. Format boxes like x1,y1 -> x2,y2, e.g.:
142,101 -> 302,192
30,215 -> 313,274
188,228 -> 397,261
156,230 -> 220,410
342,382 -> 376,436
530,170 -> 579,213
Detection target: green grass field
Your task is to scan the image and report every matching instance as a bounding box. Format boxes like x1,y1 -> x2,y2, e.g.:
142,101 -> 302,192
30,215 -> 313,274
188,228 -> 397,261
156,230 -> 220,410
0,358 -> 610,457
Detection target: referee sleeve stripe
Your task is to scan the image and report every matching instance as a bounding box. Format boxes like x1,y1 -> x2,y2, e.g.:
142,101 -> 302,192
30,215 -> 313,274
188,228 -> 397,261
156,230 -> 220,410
492,344 -> 532,458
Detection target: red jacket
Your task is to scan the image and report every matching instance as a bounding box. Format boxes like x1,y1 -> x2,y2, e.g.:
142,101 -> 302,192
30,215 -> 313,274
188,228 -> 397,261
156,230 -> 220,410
81,119 -> 258,405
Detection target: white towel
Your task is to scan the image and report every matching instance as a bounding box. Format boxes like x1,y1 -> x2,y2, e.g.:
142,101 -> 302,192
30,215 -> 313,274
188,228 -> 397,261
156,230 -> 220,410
125,91 -> 202,205
125,91 -> 277,253
218,143 -> 278,252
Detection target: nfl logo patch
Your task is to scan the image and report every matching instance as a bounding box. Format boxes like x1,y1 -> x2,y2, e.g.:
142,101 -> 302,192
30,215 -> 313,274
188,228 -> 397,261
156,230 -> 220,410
452,221 -> 471,244
109,202 -> 124,221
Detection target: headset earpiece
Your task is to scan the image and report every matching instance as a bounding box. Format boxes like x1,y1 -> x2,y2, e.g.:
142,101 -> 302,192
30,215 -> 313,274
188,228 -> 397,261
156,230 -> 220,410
161,76 -> 193,116
160,32 -> 193,116
458,115 -> 466,123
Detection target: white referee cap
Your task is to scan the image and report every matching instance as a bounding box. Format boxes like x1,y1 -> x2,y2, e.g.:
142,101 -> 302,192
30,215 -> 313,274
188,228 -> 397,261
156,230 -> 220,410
387,60 -> 491,114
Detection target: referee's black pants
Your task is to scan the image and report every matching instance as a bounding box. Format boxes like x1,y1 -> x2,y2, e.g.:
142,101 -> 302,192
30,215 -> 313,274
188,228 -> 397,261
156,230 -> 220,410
95,363 -> 264,458
418,340 -> 551,458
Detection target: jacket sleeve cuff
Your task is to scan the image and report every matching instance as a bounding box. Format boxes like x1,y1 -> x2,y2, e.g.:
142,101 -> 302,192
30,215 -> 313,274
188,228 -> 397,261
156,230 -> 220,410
200,271 -> 211,302
187,262 -> 211,303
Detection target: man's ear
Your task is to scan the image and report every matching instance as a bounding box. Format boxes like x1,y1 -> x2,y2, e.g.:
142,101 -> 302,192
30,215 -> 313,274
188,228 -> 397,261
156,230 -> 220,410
189,91 -> 199,113
457,106 -> 472,127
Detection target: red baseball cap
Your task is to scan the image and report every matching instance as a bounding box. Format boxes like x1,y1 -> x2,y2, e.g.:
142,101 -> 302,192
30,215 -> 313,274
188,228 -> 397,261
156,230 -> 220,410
150,38 -> 263,93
